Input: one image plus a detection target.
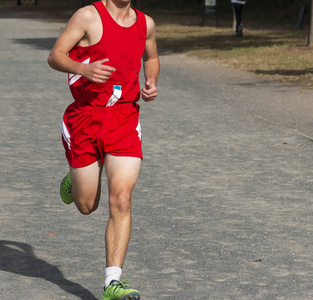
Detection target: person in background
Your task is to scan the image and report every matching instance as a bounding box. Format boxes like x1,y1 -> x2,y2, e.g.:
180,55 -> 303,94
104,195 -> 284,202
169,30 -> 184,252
231,0 -> 247,37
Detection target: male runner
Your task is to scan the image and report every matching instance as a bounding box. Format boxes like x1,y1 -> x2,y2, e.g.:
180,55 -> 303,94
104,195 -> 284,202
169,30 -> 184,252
47,0 -> 159,299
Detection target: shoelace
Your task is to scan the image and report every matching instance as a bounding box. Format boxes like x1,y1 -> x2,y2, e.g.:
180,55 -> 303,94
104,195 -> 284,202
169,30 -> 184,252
110,281 -> 130,292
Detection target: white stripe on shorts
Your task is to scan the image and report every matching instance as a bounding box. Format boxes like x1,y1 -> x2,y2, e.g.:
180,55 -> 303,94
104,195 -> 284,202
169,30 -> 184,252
136,120 -> 142,141
62,121 -> 71,150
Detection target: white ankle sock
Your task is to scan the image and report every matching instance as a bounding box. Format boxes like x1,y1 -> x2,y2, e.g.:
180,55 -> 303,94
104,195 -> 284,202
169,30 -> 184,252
105,266 -> 122,289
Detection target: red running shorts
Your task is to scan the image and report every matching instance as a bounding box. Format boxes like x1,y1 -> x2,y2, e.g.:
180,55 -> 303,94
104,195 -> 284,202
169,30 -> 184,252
61,102 -> 142,168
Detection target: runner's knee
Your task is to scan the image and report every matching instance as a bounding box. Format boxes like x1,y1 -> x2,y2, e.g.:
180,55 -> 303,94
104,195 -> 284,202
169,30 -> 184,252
76,203 -> 98,215
109,192 -> 131,216
73,195 -> 100,215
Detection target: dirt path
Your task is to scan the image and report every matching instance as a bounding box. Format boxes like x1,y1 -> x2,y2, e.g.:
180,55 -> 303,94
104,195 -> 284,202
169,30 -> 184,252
1,5 -> 313,299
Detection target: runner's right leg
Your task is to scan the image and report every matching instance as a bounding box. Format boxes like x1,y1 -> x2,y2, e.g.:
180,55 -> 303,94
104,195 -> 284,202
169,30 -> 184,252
70,160 -> 104,215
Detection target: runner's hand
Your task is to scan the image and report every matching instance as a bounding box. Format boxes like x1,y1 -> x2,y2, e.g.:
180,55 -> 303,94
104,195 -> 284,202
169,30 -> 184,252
82,58 -> 115,83
142,81 -> 157,102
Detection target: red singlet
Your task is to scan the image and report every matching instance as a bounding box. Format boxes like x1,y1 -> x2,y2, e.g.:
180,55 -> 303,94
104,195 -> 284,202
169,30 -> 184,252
62,2 -> 147,168
68,1 -> 147,107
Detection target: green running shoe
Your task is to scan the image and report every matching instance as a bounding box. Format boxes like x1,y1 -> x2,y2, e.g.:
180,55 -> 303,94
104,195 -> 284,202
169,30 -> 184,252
102,280 -> 140,300
60,172 -> 73,204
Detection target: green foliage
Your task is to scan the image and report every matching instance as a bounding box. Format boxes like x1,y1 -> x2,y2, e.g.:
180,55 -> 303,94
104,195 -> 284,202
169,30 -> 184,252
140,0 -> 202,10
247,0 -> 309,9
141,0 -> 311,26
141,0 -> 310,12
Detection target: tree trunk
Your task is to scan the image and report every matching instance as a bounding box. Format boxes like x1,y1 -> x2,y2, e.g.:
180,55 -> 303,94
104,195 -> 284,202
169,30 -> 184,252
308,0 -> 313,46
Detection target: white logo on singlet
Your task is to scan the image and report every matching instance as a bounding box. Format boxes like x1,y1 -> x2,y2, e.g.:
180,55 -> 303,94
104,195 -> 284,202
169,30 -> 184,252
106,85 -> 122,107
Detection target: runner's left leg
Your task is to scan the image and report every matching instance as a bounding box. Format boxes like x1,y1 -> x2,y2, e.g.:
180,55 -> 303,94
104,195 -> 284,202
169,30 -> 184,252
70,160 -> 104,215
104,154 -> 141,268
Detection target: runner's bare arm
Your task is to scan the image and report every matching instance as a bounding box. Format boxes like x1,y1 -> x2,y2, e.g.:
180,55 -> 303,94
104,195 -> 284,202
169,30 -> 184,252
142,15 -> 160,102
47,6 -> 115,83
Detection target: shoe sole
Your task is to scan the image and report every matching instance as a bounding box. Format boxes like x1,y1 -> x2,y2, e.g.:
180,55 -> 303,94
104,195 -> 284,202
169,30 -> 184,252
60,173 -> 73,204
103,294 -> 140,300
120,292 -> 140,300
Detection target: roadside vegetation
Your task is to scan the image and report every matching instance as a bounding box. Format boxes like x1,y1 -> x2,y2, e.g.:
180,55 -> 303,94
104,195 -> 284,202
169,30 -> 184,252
150,8 -> 313,88
4,0 -> 313,87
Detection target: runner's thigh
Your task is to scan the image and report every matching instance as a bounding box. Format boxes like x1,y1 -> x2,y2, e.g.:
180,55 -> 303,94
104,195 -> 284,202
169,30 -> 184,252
104,155 -> 141,195
70,160 -> 104,208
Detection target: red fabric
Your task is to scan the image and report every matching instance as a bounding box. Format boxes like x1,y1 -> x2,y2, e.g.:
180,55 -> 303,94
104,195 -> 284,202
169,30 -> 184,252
62,103 -> 142,168
68,1 -> 147,107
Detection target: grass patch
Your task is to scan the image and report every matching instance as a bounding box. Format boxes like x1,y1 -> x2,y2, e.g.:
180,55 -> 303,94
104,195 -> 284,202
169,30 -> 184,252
154,12 -> 313,87
6,1 -> 312,87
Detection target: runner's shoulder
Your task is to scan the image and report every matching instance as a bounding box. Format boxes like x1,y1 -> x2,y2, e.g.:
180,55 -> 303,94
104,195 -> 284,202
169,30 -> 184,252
144,14 -> 156,37
70,4 -> 98,25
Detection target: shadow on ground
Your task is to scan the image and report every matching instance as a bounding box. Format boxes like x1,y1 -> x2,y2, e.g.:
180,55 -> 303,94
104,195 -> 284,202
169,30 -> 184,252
255,68 -> 313,77
157,32 -> 302,53
11,38 -> 56,50
0,240 -> 97,300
